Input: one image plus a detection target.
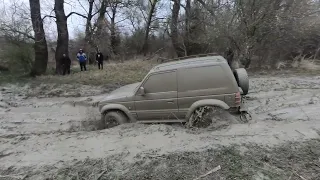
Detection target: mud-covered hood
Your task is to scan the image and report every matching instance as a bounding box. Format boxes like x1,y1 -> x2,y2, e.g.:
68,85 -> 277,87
100,82 -> 140,103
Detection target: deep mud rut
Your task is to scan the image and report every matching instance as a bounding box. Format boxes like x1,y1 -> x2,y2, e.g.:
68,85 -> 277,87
1,74 -> 320,179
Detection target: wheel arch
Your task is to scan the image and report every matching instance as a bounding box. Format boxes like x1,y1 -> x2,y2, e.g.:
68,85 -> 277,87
185,99 -> 230,120
100,104 -> 136,122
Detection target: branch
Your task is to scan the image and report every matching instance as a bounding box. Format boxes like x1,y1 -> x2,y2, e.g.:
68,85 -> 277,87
0,26 -> 35,40
115,17 -> 128,24
92,10 -> 100,17
178,0 -> 186,10
42,15 -> 56,21
66,12 -> 87,19
193,165 -> 221,180
138,6 -> 148,23
151,17 -> 166,23
94,0 -> 100,12
77,0 -> 88,14
42,9 -> 56,21
196,0 -> 217,16
106,11 -> 112,19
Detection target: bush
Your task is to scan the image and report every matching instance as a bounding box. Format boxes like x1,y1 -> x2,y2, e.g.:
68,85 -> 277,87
1,42 -> 34,73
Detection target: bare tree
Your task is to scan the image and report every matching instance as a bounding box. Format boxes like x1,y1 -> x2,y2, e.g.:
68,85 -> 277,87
84,0 -> 95,44
29,0 -> 48,76
53,0 -> 87,73
107,0 -> 122,55
95,0 -> 108,40
54,0 -> 69,74
184,0 -> 191,54
141,0 -> 159,56
82,0 -> 101,64
13,0 -> 320,70
171,0 -> 185,57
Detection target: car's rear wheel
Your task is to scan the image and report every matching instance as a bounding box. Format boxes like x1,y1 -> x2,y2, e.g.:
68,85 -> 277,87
101,111 -> 128,129
187,106 -> 228,129
234,68 -> 249,95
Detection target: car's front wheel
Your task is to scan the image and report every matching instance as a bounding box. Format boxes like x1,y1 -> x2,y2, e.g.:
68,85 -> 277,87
101,111 -> 128,129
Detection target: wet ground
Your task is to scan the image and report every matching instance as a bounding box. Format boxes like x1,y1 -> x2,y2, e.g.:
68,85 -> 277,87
1,73 -> 320,179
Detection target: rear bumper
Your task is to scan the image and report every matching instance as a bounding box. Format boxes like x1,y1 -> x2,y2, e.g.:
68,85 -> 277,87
228,107 -> 241,114
228,99 -> 248,114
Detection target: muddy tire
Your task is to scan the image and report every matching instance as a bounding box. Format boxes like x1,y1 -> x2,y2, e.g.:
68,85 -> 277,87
187,106 -> 228,129
101,111 -> 128,129
234,68 -> 249,95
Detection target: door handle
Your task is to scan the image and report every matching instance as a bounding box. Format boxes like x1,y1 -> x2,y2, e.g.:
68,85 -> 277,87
167,100 -> 174,104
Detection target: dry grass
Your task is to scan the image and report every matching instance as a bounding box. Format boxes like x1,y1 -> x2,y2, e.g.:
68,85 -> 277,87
0,60 -> 158,86
22,139 -> 319,180
274,59 -> 320,71
36,60 -> 158,86
298,59 -> 320,71
2,58 -> 319,87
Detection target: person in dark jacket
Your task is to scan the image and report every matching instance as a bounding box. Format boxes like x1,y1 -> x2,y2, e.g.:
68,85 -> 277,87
224,47 -> 234,68
96,50 -> 104,69
60,53 -> 71,75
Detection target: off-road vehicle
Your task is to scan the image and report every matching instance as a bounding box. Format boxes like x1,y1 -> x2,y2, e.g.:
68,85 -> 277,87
98,54 -> 249,128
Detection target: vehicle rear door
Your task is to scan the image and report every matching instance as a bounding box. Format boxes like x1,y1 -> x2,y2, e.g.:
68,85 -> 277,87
176,66 -> 229,119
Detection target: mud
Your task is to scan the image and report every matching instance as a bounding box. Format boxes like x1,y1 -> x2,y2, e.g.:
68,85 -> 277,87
1,74 -> 320,179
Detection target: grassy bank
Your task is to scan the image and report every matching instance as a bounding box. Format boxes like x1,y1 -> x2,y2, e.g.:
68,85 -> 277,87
0,60 -> 158,86
0,60 -> 158,97
1,59 -> 319,87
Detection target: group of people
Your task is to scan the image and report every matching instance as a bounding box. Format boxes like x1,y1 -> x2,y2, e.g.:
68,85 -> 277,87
60,49 -> 106,75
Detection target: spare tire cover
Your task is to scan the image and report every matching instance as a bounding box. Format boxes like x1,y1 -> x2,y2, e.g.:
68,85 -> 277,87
234,68 -> 249,95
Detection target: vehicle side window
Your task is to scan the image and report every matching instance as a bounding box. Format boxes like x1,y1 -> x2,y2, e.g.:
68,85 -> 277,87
143,71 -> 177,93
178,65 -> 228,92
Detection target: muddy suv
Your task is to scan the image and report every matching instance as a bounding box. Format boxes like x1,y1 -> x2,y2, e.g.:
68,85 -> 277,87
98,55 -> 249,128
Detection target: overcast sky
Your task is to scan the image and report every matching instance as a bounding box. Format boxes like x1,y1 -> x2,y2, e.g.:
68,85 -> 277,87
1,0 -> 89,39
1,0 -> 171,40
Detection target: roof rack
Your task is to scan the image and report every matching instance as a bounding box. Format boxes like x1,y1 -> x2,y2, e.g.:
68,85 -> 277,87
159,53 -> 219,63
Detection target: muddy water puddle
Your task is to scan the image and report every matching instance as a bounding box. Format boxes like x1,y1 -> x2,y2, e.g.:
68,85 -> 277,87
0,102 -> 100,136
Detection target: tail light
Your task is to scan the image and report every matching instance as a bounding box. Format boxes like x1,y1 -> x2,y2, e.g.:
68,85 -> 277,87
235,92 -> 241,106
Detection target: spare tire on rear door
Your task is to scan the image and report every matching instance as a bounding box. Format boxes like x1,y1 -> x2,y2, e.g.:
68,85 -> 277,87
233,68 -> 249,95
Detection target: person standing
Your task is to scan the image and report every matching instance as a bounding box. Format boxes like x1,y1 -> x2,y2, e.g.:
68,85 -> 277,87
77,49 -> 87,71
224,47 -> 234,68
60,53 -> 71,75
96,50 -> 104,69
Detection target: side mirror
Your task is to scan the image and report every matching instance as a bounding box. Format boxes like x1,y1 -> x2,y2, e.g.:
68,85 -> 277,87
138,87 -> 146,96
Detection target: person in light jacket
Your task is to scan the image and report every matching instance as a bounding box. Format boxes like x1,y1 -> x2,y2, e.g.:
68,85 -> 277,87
76,49 -> 87,71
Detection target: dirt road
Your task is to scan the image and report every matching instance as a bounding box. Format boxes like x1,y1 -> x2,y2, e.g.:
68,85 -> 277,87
1,73 -> 320,179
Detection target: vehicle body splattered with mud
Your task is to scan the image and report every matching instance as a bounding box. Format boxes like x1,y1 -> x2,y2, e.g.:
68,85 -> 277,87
99,55 -> 250,128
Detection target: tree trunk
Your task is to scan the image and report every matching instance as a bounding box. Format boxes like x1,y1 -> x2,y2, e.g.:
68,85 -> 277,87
85,0 -> 94,43
54,0 -> 69,74
184,0 -> 191,55
29,0 -> 48,76
84,0 -> 95,60
96,0 -> 107,38
110,4 -> 118,55
141,0 -> 157,56
171,0 -> 185,57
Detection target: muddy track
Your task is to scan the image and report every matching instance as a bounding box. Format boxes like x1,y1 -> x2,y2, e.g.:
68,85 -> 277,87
1,75 -> 320,179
